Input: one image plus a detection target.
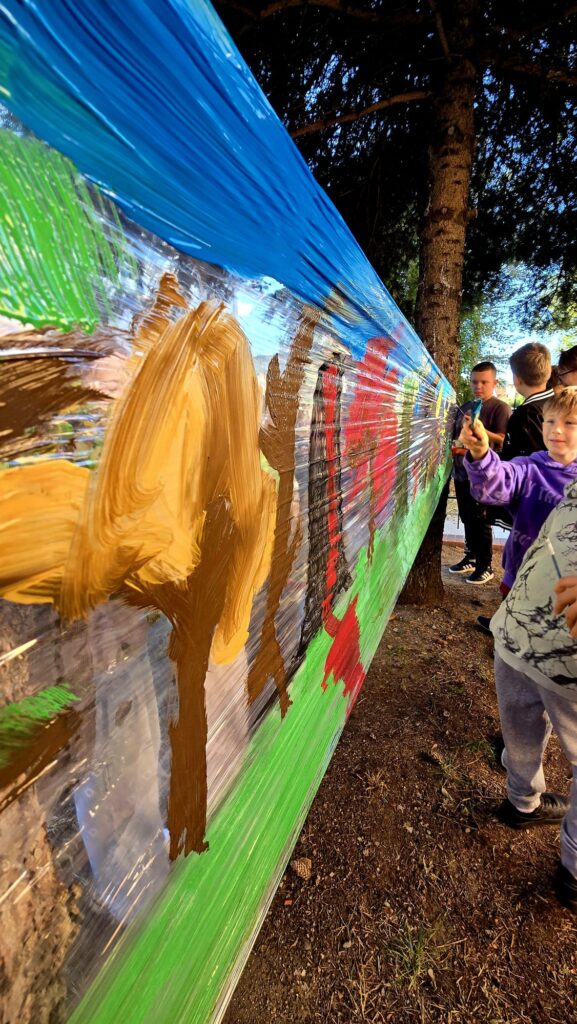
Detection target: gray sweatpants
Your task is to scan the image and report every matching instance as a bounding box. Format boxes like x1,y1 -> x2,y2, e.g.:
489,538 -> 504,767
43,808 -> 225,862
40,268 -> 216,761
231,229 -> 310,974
494,653 -> 577,878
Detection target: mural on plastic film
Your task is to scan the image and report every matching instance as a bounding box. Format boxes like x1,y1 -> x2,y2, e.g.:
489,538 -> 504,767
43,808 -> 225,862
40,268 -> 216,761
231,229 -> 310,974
0,134 -> 453,1024
0,1 -> 454,1021
0,274 -> 449,856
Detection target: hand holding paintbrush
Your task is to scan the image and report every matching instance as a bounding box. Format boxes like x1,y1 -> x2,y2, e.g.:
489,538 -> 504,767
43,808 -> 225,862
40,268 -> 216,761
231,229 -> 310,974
554,572 -> 577,637
457,408 -> 489,462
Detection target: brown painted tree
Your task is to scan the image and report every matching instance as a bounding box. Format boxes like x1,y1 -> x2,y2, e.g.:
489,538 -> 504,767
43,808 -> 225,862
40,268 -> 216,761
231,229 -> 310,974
246,311 -> 316,716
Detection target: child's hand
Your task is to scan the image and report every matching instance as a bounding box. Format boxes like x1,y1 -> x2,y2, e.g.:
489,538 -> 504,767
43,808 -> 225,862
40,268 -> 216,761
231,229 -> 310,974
457,415 -> 489,461
554,577 -> 577,636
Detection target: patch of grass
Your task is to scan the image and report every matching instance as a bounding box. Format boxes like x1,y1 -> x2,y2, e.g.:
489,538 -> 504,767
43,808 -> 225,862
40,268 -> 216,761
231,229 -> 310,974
387,919 -> 447,992
465,736 -> 501,767
424,750 -> 469,786
365,767 -> 388,795
465,737 -> 496,758
447,683 -> 466,696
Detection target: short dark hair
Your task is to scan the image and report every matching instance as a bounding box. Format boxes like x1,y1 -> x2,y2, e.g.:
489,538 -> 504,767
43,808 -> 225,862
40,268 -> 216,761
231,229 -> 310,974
558,345 -> 577,375
509,342 -> 551,387
471,361 -> 497,376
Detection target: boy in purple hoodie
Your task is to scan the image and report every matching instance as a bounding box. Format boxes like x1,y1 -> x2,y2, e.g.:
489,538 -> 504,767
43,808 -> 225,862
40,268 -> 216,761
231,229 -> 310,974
458,388 -> 577,594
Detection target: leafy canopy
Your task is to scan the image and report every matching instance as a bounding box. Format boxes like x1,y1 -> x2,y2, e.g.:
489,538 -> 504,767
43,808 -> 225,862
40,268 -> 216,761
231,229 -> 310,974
217,1 -> 577,325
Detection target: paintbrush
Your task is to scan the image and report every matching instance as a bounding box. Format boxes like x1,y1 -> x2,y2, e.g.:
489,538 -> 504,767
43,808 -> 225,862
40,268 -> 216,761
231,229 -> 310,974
451,398 -> 483,456
545,537 -> 563,578
470,398 -> 483,426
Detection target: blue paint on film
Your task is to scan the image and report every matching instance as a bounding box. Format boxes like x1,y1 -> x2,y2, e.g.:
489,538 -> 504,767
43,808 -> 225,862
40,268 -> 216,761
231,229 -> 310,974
0,0 -> 423,361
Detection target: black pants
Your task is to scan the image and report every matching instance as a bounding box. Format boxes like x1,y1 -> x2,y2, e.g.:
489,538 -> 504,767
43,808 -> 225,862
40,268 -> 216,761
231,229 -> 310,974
454,478 -> 492,571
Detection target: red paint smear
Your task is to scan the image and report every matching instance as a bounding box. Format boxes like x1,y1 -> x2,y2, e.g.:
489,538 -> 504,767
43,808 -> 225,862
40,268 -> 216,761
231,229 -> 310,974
321,597 -> 365,717
321,365 -> 342,626
344,336 -> 399,521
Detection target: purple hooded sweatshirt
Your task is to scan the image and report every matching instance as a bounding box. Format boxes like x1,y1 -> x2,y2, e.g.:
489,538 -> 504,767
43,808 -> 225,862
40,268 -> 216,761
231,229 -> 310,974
464,448 -> 577,589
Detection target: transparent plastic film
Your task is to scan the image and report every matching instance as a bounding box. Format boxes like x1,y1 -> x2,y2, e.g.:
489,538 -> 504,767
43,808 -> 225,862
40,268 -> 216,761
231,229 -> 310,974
0,3 -> 454,1023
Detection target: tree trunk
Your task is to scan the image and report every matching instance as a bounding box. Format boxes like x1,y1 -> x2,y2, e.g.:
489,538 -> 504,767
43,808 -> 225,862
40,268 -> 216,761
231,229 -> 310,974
400,0 -> 478,606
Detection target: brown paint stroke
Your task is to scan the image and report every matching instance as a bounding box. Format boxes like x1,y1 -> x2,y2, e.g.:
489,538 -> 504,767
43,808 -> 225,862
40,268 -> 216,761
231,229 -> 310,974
0,707 -> 81,813
299,359 -> 351,654
0,289 -> 275,857
56,297 -> 275,635
0,356 -> 100,458
0,324 -> 130,457
127,498 -> 238,857
246,312 -> 316,716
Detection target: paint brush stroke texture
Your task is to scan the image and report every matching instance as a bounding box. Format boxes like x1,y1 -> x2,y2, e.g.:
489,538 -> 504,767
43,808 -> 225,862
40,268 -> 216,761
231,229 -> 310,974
1,0 -> 424,359
0,131 -> 134,330
1,294 -> 276,857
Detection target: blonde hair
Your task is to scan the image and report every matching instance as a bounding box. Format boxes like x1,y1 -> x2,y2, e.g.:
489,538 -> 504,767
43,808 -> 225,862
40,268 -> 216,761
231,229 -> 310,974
543,387 -> 577,417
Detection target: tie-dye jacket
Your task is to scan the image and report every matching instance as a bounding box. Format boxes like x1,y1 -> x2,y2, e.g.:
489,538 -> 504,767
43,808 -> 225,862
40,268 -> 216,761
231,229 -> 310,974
491,478 -> 577,701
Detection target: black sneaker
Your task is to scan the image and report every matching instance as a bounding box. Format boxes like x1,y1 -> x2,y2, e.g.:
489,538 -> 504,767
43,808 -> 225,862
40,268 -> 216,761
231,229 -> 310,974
476,615 -> 492,635
554,863 -> 577,912
497,792 -> 569,829
449,556 -> 475,574
466,568 -> 494,585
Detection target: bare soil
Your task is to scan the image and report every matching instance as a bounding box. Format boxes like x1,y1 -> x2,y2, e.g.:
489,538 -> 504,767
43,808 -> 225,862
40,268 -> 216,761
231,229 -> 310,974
224,546 -> 577,1024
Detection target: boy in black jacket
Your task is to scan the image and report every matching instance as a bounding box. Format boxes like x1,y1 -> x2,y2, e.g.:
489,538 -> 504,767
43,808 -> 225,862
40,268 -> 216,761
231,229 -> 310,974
501,343 -> 554,461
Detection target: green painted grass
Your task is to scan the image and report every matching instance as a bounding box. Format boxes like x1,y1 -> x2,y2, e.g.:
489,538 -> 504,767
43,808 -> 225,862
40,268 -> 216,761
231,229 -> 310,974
0,683 -> 79,768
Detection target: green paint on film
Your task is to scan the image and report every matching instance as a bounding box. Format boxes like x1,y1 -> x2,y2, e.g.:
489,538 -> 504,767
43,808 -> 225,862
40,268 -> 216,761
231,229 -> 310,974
0,131 -> 135,331
0,683 -> 79,768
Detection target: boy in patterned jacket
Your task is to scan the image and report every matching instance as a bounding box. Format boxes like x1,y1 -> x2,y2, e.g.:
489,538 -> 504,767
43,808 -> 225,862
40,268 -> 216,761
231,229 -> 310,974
460,388 -> 577,910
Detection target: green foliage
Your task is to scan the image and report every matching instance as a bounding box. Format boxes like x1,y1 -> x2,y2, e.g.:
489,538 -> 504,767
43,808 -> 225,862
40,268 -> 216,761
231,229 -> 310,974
458,305 -> 485,405
534,269 -> 577,348
457,292 -> 514,404
218,1 -> 577,328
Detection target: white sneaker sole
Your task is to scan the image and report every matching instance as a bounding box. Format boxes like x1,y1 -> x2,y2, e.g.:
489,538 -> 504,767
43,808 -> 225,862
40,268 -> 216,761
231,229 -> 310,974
465,574 -> 494,585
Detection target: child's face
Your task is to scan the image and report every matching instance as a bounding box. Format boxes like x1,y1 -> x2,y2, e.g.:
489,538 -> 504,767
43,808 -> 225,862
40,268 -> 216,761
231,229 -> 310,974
470,370 -> 495,401
543,410 -> 577,465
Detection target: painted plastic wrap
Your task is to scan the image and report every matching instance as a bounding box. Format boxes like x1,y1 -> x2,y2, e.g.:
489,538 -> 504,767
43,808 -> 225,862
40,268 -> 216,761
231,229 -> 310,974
0,2 -> 454,1022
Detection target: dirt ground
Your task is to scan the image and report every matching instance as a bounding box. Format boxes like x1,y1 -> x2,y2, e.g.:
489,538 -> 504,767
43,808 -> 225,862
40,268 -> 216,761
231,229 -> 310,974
224,545 -> 577,1024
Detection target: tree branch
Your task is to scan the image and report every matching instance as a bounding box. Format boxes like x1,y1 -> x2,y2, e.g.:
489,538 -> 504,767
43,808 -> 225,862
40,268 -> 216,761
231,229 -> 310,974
428,0 -> 451,62
217,0 -> 258,19
291,90 -> 432,138
489,3 -> 577,45
218,0 -> 428,29
483,52 -> 577,88
257,0 -> 382,20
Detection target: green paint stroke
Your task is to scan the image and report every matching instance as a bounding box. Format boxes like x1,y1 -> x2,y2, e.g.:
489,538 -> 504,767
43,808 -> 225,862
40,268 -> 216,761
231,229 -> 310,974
71,459 -> 450,1024
0,130 -> 135,331
0,683 -> 79,768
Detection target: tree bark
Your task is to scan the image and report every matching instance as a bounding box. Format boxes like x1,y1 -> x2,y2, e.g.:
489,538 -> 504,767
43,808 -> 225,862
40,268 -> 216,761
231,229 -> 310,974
400,0 -> 478,606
